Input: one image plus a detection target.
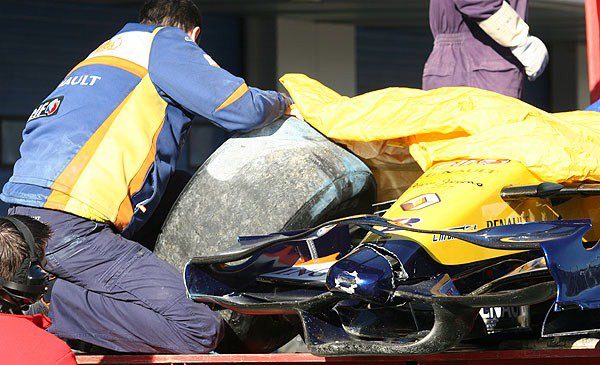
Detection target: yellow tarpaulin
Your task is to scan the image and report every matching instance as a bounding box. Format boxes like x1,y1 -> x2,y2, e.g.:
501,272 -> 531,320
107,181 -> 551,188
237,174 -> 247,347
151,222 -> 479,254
280,74 -> 600,184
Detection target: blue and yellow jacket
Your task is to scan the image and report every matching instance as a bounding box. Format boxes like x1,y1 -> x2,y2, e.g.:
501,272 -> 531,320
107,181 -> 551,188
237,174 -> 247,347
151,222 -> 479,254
1,23 -> 290,236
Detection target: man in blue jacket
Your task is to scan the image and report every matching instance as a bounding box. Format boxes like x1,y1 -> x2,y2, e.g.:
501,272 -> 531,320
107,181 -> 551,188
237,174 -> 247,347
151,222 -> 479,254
1,0 -> 292,354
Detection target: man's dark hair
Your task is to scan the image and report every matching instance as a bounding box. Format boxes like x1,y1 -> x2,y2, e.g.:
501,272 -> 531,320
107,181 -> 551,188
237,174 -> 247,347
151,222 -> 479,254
139,0 -> 202,32
0,215 -> 50,282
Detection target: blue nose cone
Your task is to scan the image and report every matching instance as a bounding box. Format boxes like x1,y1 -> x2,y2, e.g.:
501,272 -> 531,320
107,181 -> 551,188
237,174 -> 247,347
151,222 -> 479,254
326,244 -> 404,303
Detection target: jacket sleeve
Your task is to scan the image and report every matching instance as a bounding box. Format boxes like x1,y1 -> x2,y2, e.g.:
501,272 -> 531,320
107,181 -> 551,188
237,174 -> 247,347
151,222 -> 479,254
148,27 -> 290,132
452,0 -> 503,21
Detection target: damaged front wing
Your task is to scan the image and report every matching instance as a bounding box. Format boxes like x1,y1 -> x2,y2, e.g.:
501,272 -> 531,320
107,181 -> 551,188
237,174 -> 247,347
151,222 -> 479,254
184,216 -> 593,355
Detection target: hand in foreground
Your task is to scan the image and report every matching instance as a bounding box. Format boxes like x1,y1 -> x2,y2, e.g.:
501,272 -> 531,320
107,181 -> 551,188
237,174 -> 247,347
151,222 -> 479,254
510,36 -> 549,81
285,104 -> 305,121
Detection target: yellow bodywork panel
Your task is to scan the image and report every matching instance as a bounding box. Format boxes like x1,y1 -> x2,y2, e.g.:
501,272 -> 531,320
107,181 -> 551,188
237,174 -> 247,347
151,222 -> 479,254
381,160 -> 557,265
279,73 -> 600,266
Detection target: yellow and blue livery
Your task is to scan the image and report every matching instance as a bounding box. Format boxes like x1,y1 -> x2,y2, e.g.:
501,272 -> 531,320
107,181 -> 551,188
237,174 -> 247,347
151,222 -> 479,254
1,23 -> 290,236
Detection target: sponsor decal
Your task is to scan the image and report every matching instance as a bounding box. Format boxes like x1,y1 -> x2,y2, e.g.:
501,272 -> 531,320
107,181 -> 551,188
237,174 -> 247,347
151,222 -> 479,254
427,168 -> 496,177
444,179 -> 483,187
400,193 -> 441,211
334,271 -> 360,295
92,37 -> 122,54
434,159 -> 510,170
481,306 -> 520,320
260,261 -> 333,283
389,217 -> 421,227
58,75 -> 102,88
413,179 -> 483,188
432,224 -> 477,242
28,96 -> 63,122
479,306 -> 530,334
486,215 -> 529,228
316,225 -> 335,237
306,238 -> 318,261
479,159 -> 511,165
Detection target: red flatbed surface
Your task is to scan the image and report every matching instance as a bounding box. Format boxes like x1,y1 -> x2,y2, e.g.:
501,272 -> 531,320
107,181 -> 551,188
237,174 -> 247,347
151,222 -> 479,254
76,349 -> 600,365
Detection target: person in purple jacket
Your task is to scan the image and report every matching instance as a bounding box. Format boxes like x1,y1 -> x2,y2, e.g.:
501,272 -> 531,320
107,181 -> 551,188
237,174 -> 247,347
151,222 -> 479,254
423,0 -> 549,98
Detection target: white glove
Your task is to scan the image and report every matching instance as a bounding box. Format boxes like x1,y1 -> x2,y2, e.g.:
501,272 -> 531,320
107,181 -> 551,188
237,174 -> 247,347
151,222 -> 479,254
478,1 -> 549,81
510,36 -> 549,81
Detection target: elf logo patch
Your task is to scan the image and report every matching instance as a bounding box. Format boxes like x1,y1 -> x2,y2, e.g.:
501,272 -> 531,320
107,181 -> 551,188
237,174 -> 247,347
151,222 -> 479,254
28,96 -> 63,122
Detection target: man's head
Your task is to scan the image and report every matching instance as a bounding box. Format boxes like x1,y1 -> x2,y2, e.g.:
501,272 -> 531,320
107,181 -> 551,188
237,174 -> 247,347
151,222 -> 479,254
0,215 -> 50,312
140,0 -> 202,41
0,215 -> 49,282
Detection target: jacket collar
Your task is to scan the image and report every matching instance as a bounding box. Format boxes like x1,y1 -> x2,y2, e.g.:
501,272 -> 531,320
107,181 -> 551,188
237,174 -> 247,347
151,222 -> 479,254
117,23 -> 161,34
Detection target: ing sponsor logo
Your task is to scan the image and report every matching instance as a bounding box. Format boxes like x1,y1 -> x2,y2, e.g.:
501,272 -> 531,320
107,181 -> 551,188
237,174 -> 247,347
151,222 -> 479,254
93,37 -> 123,54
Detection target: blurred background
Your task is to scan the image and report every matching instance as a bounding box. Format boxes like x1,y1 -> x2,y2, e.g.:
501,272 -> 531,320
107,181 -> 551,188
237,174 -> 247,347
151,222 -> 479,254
0,0 -> 590,212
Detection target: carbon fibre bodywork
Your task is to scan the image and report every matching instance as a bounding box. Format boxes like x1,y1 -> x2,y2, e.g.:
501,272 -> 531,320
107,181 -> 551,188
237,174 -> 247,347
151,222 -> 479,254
184,216 -> 596,355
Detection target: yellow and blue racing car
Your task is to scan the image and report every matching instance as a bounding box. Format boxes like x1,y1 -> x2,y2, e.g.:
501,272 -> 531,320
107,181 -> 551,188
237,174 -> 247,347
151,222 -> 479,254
183,155 -> 600,355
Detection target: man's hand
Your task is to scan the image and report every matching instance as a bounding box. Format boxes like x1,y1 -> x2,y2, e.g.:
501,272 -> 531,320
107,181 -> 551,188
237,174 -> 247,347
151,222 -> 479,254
285,104 -> 304,121
477,1 -> 549,81
510,36 -> 549,81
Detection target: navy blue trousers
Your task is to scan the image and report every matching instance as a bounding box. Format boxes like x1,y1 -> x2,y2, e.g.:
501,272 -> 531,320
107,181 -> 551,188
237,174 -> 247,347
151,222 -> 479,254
9,206 -> 223,354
